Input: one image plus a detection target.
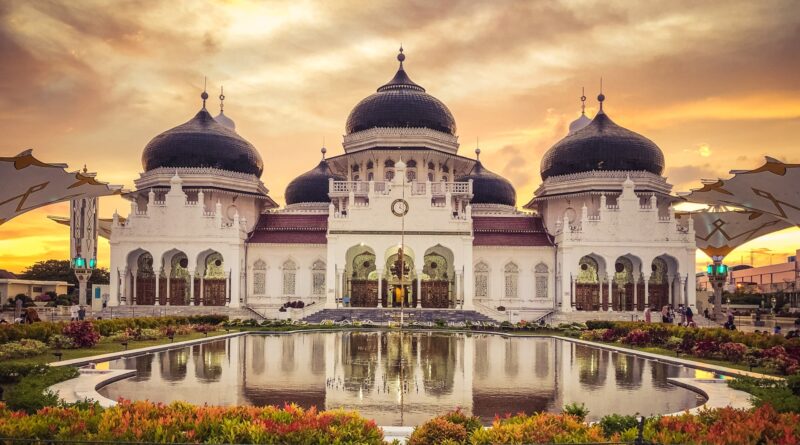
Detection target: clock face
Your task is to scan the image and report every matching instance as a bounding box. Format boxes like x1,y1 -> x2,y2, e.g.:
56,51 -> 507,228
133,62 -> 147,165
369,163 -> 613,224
391,199 -> 409,217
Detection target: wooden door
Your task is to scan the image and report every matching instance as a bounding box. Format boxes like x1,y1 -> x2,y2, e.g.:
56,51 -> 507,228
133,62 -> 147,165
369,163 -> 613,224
204,279 -> 227,306
350,280 -> 378,307
575,284 -> 599,311
421,280 -> 450,308
170,279 -> 188,305
136,277 -> 156,305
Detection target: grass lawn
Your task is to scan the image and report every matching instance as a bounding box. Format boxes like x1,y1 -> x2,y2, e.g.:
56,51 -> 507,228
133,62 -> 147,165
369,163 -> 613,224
5,330 -> 233,367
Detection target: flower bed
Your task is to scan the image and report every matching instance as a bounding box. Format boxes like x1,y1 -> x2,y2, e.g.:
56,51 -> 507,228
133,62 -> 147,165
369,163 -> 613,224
0,400 -> 384,444
0,315 -> 228,344
580,321 -> 800,375
410,406 -> 799,445
0,339 -> 48,360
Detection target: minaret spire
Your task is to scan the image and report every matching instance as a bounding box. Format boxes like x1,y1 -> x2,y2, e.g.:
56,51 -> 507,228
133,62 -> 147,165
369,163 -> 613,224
597,77 -> 606,113
580,87 -> 587,116
397,45 -> 405,70
219,86 -> 225,114
201,76 -> 209,110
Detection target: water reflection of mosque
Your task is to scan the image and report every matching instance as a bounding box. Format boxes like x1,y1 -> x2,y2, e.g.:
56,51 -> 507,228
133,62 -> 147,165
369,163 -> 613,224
106,333 -> 698,424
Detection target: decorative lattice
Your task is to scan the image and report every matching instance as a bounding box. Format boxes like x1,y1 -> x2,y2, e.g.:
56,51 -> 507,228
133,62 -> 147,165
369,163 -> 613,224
312,260 -> 326,295
282,260 -> 296,296
504,262 -> 519,298
475,273 -> 488,298
536,275 -> 548,299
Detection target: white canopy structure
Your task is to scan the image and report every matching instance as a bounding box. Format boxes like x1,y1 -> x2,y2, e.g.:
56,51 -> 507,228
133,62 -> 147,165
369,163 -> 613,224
0,149 -> 122,225
678,209 -> 793,259
681,157 -> 800,227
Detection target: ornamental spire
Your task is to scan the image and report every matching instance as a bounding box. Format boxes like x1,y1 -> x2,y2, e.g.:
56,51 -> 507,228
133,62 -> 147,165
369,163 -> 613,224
219,86 -> 225,114
580,86 -> 587,116
201,76 -> 209,110
597,77 -> 605,114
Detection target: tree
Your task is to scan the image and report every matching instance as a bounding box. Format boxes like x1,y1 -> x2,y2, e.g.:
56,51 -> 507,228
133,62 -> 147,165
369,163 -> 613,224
19,260 -> 110,287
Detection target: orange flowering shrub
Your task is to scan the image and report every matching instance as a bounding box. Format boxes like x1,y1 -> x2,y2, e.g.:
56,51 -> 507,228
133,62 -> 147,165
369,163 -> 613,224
0,400 -> 384,444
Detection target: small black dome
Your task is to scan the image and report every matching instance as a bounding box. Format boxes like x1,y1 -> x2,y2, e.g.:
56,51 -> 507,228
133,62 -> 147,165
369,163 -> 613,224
285,159 -> 345,205
457,161 -> 516,207
540,112 -> 664,180
142,109 -> 263,176
345,54 -> 456,135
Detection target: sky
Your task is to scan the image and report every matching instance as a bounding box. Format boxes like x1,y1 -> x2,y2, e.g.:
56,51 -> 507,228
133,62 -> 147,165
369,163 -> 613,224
0,0 -> 799,273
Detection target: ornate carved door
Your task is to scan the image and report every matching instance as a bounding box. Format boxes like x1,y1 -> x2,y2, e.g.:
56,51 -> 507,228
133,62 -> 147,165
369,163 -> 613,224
170,279 -> 188,305
136,277 -> 155,305
203,279 -> 227,306
575,284 -> 599,311
350,280 -> 378,307
421,280 -> 450,308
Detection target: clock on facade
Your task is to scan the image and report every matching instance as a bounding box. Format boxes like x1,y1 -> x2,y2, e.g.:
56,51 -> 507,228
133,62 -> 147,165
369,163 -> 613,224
391,199 -> 409,217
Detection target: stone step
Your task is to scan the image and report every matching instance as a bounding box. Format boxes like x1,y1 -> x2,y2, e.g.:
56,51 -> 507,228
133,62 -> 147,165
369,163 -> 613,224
302,308 -> 497,324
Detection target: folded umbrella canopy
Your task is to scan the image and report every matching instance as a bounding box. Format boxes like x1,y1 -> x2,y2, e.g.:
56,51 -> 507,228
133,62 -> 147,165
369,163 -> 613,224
0,149 -> 123,225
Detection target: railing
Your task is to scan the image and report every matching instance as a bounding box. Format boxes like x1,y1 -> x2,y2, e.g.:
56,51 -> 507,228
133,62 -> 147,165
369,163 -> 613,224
431,181 -> 471,195
330,181 -> 369,194
411,182 -> 426,195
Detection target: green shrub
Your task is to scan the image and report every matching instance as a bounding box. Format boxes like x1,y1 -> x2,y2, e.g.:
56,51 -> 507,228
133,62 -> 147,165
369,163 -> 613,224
598,413 -> 641,436
48,334 -> 78,349
585,320 -> 615,330
729,376 -> 800,413
5,366 -> 80,413
0,363 -> 49,384
0,339 -> 48,360
562,402 -> 590,421
788,374 -> 800,397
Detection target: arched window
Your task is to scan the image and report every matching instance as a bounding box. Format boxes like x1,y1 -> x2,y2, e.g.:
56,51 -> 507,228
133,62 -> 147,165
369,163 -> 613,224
406,170 -> 416,181
282,260 -> 297,296
353,174 -> 360,181
312,260 -> 326,295
367,172 -> 374,181
427,172 -> 434,182
384,170 -> 395,181
384,160 -> 395,168
366,160 -> 374,169
504,262 -> 519,298
474,262 -> 489,298
428,162 -> 435,170
406,160 -> 417,168
534,262 -> 549,299
253,259 -> 267,295
351,165 -> 360,172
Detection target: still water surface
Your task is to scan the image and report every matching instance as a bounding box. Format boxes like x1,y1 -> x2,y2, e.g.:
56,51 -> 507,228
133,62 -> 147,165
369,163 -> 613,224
98,332 -> 704,425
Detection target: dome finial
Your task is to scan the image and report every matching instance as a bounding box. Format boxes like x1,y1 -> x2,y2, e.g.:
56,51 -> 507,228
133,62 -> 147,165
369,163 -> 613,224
201,76 -> 209,109
475,137 -> 481,160
580,86 -> 587,116
321,137 -> 327,160
219,85 -> 225,113
397,44 -> 405,68
597,77 -> 605,114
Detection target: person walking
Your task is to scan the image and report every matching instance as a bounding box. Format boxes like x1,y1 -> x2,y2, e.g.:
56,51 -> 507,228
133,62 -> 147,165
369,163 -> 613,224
686,306 -> 694,325
78,306 -> 86,321
69,303 -> 79,321
661,305 -> 669,323
703,308 -> 710,319
678,304 -> 686,326
644,306 -> 652,323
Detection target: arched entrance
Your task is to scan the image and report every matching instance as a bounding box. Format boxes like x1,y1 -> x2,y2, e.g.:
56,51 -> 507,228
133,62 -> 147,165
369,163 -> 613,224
135,252 -> 156,305
169,252 -> 191,305
420,246 -> 454,308
611,256 -> 635,311
575,256 -> 601,311
385,249 -> 415,308
196,251 -> 226,306
648,257 -> 671,310
348,248 -> 378,307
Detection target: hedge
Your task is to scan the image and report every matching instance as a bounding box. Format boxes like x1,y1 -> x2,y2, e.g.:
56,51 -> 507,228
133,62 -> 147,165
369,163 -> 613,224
0,315 -> 228,344
4,366 -> 79,413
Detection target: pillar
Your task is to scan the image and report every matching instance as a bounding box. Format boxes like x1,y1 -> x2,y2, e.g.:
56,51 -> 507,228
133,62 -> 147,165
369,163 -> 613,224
680,275 -> 687,307
570,275 -> 576,310
154,272 -> 160,306
416,269 -> 423,308
643,274 -> 651,309
599,274 -> 605,311
607,274 -> 613,312
188,270 -> 195,306
668,275 -> 675,307
199,276 -> 205,306
633,274 -> 639,311
117,267 -> 126,306
165,274 -> 171,306
377,269 -> 384,308
455,270 -> 464,309
132,268 -> 138,305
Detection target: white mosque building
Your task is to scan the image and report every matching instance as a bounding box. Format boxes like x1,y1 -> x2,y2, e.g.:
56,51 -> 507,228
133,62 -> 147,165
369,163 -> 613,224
107,49 -> 696,320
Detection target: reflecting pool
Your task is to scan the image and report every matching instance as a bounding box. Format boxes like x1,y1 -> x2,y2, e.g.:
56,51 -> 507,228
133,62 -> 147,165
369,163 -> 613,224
98,332 -> 705,425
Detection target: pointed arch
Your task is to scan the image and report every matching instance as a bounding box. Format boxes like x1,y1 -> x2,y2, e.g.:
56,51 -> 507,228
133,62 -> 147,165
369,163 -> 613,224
311,259 -> 326,295
282,259 -> 297,296
474,261 -> 490,299
504,261 -> 520,298
253,259 -> 267,296
534,262 -> 549,299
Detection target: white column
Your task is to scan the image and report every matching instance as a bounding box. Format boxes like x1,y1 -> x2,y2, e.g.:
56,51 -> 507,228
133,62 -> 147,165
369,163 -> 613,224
668,275 -> 675,307
680,275 -> 687,307
607,275 -> 613,312
199,276 -> 205,306
154,272 -> 160,306
115,268 -> 124,306
456,270 -> 464,309
570,275 -> 576,310
633,274 -> 639,311
377,269 -> 384,308
131,267 -> 138,305
416,269 -> 423,308
598,275 -> 604,311
165,273 -> 171,306
643,274 -> 651,309
188,270 -> 195,306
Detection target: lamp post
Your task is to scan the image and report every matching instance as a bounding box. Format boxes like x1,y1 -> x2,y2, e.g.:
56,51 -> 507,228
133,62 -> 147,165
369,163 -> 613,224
707,257 -> 728,321
70,195 -> 99,307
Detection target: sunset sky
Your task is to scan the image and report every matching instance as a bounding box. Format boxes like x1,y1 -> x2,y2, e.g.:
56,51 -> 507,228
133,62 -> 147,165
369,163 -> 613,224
1,0 -> 799,273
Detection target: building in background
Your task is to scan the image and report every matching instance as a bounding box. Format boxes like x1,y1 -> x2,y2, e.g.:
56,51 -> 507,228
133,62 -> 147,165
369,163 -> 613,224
0,269 -> 70,302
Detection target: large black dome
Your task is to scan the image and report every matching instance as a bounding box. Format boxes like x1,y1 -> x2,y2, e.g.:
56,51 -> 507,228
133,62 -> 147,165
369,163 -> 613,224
345,50 -> 456,135
457,159 -> 516,207
540,110 -> 664,180
285,159 -> 345,205
142,108 -> 263,176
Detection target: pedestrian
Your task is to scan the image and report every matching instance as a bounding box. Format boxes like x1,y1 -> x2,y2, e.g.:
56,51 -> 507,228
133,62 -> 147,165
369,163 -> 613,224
644,306 -> 652,323
678,304 -> 686,326
661,305 -> 669,323
78,306 -> 86,321
703,307 -> 709,319
69,303 -> 79,321
686,306 -> 694,325
774,325 -> 782,336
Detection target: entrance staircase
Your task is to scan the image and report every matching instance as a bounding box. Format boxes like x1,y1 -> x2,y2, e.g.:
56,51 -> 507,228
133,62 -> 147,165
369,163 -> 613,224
94,305 -> 253,319
302,308 -> 496,325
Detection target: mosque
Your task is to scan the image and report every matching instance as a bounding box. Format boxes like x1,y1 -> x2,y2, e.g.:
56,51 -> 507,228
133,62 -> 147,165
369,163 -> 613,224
107,49 -> 696,320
